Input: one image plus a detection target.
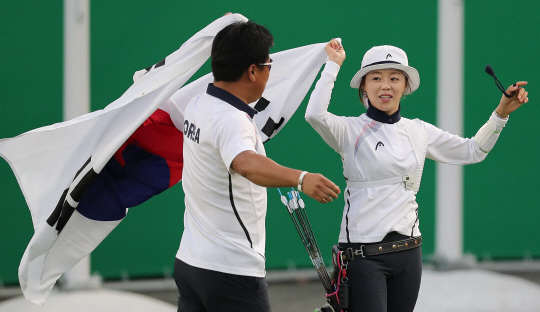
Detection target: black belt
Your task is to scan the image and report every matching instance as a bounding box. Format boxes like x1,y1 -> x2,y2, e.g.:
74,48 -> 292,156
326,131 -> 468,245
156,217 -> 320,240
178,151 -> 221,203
340,236 -> 422,258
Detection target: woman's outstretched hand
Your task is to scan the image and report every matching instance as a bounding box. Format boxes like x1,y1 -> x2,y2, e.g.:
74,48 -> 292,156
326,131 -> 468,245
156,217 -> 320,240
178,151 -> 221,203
496,81 -> 529,118
325,38 -> 346,67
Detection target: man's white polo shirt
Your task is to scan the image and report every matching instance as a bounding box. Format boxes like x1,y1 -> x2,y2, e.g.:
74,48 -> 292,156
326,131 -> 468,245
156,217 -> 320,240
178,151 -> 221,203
176,84 -> 267,277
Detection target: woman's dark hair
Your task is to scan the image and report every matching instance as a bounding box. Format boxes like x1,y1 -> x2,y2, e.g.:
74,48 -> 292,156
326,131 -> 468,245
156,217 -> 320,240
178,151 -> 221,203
211,21 -> 274,82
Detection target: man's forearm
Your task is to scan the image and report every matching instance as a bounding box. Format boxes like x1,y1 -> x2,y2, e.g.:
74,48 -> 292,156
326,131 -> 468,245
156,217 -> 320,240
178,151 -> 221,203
231,151 -> 301,188
231,150 -> 340,203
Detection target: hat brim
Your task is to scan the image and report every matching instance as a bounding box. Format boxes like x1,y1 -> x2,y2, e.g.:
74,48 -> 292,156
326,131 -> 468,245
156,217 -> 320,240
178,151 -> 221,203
350,64 -> 420,95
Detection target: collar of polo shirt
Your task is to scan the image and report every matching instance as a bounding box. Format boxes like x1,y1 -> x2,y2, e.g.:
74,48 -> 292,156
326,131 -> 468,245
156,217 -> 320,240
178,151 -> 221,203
206,84 -> 258,118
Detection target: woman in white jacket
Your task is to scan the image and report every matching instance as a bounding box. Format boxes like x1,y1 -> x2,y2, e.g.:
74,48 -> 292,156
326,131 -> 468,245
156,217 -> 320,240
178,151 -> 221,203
305,39 -> 529,312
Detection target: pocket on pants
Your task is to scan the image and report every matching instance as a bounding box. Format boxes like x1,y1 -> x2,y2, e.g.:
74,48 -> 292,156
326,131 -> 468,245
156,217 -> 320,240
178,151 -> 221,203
256,277 -> 268,294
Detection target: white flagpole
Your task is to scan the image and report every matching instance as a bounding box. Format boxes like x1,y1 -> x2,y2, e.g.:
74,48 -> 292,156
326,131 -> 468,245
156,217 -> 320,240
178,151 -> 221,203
64,0 -> 90,120
436,0 -> 473,268
62,0 -> 101,289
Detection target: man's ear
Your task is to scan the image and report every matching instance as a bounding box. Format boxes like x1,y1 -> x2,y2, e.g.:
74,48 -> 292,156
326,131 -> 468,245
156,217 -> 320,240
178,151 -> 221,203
247,64 -> 257,82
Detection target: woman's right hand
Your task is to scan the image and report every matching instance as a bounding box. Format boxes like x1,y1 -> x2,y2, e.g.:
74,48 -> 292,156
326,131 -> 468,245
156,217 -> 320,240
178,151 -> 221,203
325,38 -> 346,66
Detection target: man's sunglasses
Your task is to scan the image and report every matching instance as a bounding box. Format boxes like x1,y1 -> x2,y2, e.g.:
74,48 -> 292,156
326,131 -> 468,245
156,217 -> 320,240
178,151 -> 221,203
258,58 -> 273,71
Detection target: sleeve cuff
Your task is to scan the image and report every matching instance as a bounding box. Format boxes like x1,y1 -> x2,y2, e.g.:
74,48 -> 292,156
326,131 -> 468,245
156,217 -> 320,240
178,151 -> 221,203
225,147 -> 257,173
323,60 -> 341,79
490,110 -> 508,127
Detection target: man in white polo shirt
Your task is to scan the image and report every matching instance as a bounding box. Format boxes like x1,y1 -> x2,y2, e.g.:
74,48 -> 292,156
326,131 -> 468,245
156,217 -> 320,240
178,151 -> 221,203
174,21 -> 341,312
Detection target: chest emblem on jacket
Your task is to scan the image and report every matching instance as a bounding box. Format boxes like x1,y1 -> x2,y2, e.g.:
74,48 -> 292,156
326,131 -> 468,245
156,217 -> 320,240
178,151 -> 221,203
354,121 -> 382,157
375,141 -> 385,151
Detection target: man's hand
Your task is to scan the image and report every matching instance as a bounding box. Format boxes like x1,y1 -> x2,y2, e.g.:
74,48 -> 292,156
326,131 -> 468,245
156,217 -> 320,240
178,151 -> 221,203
301,173 -> 340,204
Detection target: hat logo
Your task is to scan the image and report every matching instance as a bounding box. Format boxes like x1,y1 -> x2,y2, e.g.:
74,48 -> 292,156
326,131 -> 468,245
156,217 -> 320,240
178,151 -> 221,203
386,54 -> 392,59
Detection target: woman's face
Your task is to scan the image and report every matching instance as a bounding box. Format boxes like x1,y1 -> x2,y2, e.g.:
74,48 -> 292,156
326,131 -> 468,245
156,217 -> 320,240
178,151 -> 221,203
363,69 -> 407,115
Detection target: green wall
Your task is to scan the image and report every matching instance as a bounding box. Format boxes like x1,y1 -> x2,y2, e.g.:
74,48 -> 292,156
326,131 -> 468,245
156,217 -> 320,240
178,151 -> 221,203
463,1 -> 540,259
0,1 -> 64,285
0,1 -> 538,285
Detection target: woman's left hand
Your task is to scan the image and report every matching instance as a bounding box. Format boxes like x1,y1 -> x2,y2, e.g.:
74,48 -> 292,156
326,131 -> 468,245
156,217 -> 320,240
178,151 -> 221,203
496,81 -> 529,118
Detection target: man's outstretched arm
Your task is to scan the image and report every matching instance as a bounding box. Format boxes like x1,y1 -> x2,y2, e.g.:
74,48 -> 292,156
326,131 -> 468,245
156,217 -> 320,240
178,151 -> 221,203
231,151 -> 340,204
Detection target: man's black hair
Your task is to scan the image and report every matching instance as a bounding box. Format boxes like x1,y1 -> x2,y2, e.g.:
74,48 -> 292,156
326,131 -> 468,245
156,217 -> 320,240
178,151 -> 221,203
211,21 -> 274,82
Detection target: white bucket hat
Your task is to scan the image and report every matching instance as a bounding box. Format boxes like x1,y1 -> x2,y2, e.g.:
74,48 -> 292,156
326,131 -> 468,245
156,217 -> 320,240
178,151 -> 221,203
350,45 -> 420,95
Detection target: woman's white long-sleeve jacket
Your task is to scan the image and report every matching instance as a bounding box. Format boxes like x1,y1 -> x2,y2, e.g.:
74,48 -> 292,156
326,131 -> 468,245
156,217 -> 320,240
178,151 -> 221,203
305,61 -> 508,243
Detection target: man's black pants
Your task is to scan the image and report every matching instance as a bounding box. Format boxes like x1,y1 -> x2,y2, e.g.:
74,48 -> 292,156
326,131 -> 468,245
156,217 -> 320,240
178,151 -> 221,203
174,258 -> 271,312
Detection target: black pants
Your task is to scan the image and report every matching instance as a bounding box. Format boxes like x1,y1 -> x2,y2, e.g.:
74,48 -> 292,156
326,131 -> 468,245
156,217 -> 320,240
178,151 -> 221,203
174,258 -> 271,312
339,232 -> 422,312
